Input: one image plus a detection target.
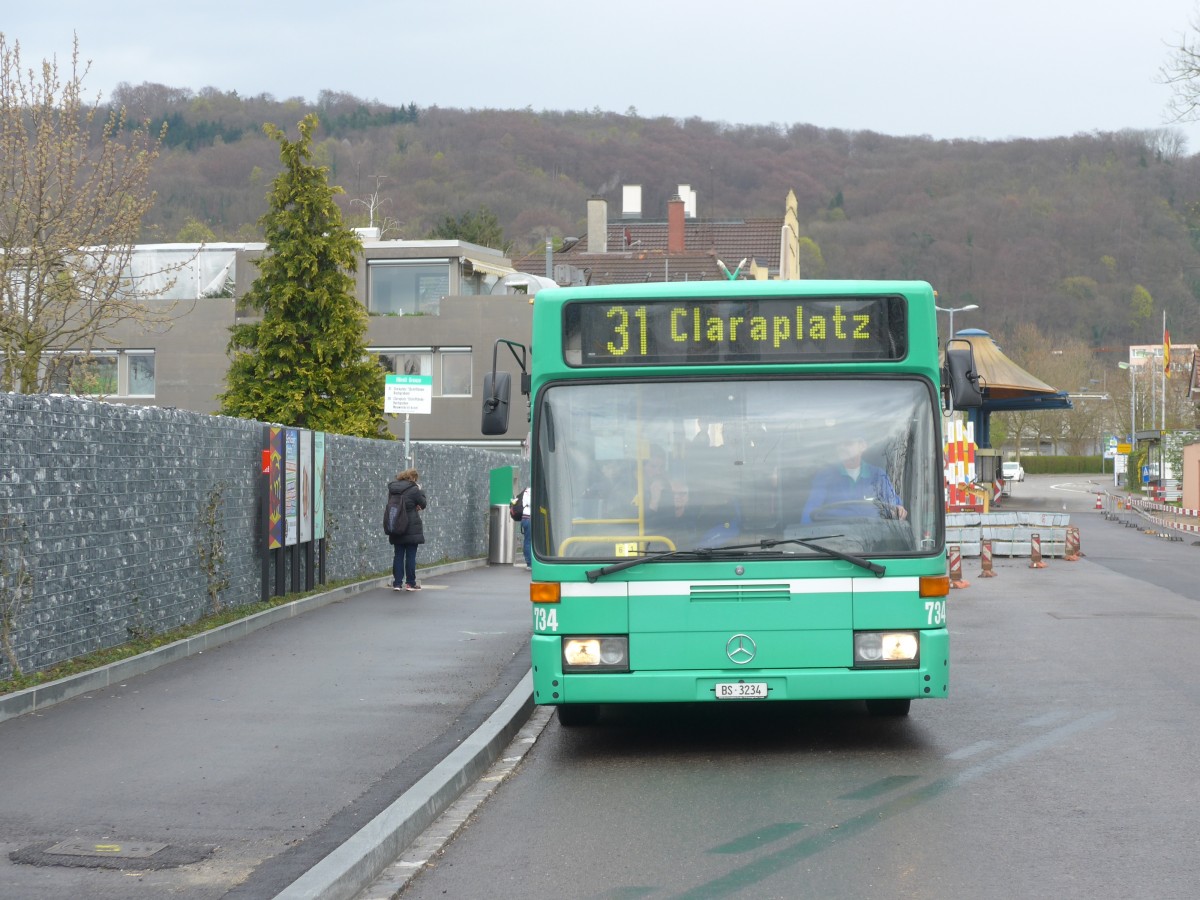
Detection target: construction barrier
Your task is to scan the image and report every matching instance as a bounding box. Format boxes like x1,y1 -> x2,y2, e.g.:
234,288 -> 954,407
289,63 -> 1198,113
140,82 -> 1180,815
946,511 -> 1072,558
1064,525 -> 1081,561
1110,491 -> 1200,537
948,544 -> 969,589
979,539 -> 997,577
944,420 -> 980,512
1029,532 -> 1047,569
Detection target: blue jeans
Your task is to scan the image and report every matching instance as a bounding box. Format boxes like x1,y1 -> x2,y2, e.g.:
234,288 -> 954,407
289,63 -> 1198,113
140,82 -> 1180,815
521,517 -> 532,567
393,543 -> 418,587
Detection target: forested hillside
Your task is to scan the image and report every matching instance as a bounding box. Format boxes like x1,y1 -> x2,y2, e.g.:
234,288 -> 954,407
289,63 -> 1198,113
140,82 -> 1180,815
115,83 -> 1200,351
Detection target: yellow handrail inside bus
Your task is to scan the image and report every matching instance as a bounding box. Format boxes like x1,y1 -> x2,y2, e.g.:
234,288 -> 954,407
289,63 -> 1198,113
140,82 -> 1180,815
557,534 -> 677,555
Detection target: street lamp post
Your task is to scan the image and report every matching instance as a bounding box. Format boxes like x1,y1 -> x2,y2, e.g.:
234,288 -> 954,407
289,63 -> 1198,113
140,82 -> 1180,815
1118,362 -> 1137,441
934,303 -> 979,342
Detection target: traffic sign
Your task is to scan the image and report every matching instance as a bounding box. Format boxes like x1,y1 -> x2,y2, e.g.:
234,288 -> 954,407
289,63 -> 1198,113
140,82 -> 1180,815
385,374 -> 432,415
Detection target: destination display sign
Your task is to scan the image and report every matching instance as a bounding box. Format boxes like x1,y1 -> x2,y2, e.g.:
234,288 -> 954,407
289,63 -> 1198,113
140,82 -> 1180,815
565,295 -> 906,367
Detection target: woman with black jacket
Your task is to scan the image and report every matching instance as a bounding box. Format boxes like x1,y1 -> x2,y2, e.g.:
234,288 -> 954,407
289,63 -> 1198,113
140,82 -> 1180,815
387,468 -> 428,591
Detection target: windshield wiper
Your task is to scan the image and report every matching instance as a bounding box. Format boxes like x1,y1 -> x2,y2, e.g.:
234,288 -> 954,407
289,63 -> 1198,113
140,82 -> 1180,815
585,548 -> 715,582
583,535 -> 885,582
762,536 -> 885,576
707,535 -> 886,577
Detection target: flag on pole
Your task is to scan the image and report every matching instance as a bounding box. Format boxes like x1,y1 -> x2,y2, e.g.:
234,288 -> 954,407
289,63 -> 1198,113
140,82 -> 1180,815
1164,326 -> 1171,378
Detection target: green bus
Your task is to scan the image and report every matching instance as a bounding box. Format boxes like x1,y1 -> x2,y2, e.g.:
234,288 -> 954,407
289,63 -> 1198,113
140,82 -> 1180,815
483,280 -> 980,725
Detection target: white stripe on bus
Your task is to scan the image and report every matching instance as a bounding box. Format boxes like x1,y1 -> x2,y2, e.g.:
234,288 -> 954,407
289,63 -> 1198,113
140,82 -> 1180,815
559,577 -> 918,597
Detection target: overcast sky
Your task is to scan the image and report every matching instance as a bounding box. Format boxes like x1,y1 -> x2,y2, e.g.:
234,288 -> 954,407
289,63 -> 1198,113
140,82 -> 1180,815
7,1 -> 1200,151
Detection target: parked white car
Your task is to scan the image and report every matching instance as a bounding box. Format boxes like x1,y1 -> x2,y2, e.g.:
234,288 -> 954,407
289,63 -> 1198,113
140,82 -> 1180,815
1001,460 -> 1025,482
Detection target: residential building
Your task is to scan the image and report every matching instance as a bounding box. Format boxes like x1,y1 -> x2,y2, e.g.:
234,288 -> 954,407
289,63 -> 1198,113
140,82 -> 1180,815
513,186 -> 801,284
23,186 -> 798,444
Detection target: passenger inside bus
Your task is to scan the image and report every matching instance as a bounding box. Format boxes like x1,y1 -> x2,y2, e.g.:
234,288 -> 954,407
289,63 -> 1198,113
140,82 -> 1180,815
645,480 -> 697,546
637,445 -> 671,519
578,457 -> 634,521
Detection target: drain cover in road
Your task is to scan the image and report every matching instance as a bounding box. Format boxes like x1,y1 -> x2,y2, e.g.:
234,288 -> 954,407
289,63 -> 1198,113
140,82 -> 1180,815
46,839 -> 169,858
10,838 -> 214,869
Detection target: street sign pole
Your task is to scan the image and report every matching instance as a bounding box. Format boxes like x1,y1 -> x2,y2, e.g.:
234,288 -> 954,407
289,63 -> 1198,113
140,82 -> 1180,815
384,374 -> 432,467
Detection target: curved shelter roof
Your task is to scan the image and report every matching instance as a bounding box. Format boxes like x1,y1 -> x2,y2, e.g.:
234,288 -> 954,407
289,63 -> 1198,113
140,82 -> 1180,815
950,329 -> 1059,399
946,329 -> 1072,448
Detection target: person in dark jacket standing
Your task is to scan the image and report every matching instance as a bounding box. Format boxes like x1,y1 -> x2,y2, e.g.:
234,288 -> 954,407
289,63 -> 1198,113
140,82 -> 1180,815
388,468 -> 428,591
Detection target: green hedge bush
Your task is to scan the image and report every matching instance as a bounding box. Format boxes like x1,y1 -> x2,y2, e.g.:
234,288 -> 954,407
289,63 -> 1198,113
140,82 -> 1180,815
1019,455 -> 1105,474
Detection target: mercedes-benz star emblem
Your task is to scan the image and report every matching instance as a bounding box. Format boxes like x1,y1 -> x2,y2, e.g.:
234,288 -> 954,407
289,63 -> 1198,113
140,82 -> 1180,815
725,633 -> 756,665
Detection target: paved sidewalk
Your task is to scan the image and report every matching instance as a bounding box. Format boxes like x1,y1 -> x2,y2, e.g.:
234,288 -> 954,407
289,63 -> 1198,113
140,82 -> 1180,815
0,562 -> 534,900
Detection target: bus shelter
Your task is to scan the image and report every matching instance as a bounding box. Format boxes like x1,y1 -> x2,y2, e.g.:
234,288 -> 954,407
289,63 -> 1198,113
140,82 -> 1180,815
946,327 -> 1072,455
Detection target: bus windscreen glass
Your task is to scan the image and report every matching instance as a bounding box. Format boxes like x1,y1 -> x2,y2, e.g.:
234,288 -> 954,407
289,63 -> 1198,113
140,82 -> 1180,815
532,376 -> 941,562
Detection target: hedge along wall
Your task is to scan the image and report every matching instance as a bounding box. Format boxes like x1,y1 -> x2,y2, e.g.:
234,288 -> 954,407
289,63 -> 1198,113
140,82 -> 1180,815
0,393 -> 514,679
1019,455 -> 1106,475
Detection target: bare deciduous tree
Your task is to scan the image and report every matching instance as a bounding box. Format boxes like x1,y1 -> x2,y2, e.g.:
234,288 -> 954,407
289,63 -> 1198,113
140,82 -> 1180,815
0,34 -> 167,393
994,325 -> 1104,457
1162,11 -> 1200,121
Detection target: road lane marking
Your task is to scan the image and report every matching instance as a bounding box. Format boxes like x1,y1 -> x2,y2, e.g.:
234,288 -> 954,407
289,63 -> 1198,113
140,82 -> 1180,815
677,710 -> 1116,899
944,739 -> 995,760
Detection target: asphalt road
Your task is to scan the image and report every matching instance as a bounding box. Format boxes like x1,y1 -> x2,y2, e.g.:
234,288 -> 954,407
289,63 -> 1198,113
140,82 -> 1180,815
392,476 -> 1200,899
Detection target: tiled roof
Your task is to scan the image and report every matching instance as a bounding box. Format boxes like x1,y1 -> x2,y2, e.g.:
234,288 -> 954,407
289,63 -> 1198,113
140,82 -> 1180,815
592,218 -> 783,269
510,248 -> 728,285
511,217 -> 784,285
567,250 -> 725,286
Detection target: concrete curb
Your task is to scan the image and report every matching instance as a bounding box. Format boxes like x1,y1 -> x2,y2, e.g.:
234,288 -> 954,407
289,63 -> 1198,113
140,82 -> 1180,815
0,558 -> 487,725
274,670 -> 535,900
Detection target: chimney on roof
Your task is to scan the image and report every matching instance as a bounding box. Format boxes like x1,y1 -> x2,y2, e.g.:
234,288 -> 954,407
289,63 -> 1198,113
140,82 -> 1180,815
678,184 -> 697,218
622,185 -> 642,219
667,195 -> 686,254
587,195 -> 608,253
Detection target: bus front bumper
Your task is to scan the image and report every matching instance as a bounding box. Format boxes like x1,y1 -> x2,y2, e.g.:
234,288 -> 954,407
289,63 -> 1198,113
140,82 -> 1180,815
531,630 -> 948,705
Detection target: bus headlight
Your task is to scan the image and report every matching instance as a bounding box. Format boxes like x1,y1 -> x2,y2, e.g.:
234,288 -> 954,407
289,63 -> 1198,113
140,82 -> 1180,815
854,631 -> 919,668
562,636 -> 629,672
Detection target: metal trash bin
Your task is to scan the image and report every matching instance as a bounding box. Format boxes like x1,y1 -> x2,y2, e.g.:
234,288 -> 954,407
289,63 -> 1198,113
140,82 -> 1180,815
488,504 -> 515,565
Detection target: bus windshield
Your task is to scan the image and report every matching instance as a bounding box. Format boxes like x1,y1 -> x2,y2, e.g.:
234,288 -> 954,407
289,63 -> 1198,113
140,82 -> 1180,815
533,376 -> 942,563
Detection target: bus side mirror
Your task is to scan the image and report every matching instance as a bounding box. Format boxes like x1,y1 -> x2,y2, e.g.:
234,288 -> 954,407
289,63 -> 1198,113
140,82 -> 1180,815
943,343 -> 983,411
482,371 -> 511,434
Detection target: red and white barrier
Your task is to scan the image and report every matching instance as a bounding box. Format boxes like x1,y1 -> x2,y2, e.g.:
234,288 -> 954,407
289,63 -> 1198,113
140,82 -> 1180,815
979,539 -> 998,577
1064,525 -> 1081,561
949,544 -> 970,589
1028,532 -> 1047,569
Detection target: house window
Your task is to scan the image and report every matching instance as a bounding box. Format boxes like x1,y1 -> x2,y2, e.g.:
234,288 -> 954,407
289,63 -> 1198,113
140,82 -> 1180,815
367,261 -> 450,316
377,349 -> 432,378
42,350 -> 155,398
127,352 -> 156,396
440,348 -> 472,397
46,352 -> 118,395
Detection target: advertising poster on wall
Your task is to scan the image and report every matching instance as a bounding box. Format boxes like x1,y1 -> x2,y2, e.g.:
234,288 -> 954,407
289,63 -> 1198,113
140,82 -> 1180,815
268,427 -> 284,550
314,432 -> 326,541
299,429 -> 313,544
285,428 -> 299,547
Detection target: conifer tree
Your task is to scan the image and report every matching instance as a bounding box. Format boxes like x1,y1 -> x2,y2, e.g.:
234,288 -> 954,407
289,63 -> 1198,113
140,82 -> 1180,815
219,115 -> 387,438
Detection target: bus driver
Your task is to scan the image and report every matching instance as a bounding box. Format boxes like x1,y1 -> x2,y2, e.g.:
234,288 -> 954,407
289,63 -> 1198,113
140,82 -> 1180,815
800,434 -> 907,523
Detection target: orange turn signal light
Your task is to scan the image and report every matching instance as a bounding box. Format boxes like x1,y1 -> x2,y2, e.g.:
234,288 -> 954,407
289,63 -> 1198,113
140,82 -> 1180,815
920,575 -> 950,598
530,582 -> 561,603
